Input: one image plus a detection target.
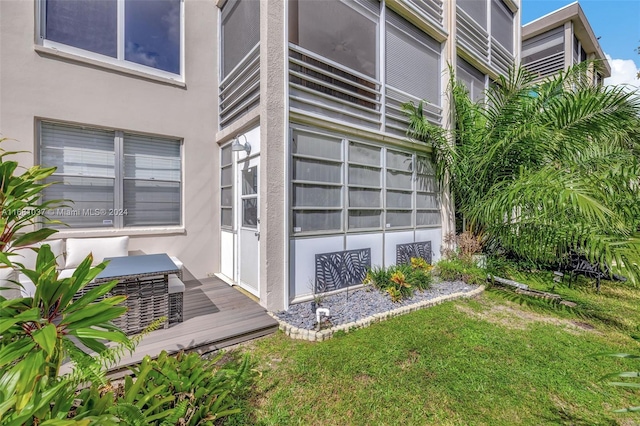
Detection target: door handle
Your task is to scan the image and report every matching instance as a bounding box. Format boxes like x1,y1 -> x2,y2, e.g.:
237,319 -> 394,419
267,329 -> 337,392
254,231 -> 260,240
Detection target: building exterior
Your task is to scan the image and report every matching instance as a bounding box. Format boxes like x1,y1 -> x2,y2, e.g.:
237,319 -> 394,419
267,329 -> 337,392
0,0 -> 521,312
522,1 -> 610,83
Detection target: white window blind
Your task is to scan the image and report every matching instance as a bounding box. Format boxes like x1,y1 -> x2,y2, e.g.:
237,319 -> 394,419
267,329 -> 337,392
221,0 -> 260,79
386,10 -> 441,104
40,122 -> 181,229
123,134 -> 181,227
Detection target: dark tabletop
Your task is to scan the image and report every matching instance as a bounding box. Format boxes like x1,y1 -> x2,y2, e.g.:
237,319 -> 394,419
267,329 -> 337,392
94,253 -> 180,282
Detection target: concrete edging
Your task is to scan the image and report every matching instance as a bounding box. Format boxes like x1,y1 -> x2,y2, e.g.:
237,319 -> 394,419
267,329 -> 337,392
268,285 -> 485,342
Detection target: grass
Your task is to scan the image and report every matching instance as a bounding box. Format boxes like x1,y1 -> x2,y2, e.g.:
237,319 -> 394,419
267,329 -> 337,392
223,272 -> 640,425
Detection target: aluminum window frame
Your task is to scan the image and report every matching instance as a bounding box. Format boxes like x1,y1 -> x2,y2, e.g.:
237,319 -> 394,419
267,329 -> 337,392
37,0 -> 185,81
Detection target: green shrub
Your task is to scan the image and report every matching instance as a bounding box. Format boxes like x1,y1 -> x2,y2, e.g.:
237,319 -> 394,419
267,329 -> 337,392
435,257 -> 485,286
364,258 -> 434,302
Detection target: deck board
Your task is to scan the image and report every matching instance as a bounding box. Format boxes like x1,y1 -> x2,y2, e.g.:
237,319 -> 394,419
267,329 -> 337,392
106,276 -> 278,374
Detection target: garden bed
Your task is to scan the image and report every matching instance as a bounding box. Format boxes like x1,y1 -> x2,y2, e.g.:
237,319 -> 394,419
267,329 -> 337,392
271,281 -> 483,341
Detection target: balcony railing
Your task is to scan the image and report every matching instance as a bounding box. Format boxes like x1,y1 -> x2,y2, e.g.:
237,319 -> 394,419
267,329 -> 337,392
385,86 -> 442,137
219,44 -> 260,129
289,44 -> 382,130
403,0 -> 444,27
524,52 -> 565,79
490,38 -> 514,77
456,8 -> 490,63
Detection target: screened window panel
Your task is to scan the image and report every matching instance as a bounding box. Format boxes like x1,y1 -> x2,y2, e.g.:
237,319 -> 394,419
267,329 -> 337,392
293,210 -> 342,232
294,184 -> 342,208
293,159 -> 342,184
41,123 -> 115,178
522,27 -> 564,65
416,193 -> 439,209
292,132 -> 342,160
221,145 -> 233,166
291,0 -> 377,77
242,198 -> 258,228
457,57 -> 486,102
349,188 -> 381,208
386,171 -> 412,190
348,165 -> 381,186
386,190 -> 412,209
123,180 -> 180,226
44,176 -> 115,228
241,166 -> 258,195
386,210 -> 412,227
221,207 -> 233,227
349,210 -> 381,229
415,156 -> 435,175
386,150 -> 413,171
221,166 -> 233,187
221,187 -> 233,207
221,0 -> 260,79
417,211 -> 441,226
45,0 -> 117,57
416,175 -> 437,192
457,0 -> 487,28
124,134 -> 181,181
386,10 -> 440,103
125,0 -> 181,74
349,142 -> 380,166
491,0 -> 513,51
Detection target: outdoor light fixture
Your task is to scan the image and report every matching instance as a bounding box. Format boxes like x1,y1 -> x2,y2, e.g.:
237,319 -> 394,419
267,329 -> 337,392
231,134 -> 251,153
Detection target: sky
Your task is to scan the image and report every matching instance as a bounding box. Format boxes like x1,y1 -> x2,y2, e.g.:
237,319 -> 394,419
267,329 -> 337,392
521,0 -> 640,88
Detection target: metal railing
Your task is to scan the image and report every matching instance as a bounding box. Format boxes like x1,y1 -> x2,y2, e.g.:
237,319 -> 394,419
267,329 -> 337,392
219,44 -> 260,129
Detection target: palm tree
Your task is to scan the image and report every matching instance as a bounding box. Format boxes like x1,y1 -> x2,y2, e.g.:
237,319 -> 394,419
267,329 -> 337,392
404,63 -> 640,283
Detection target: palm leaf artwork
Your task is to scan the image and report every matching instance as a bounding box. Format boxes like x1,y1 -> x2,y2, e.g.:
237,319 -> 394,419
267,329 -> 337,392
404,62 -> 640,283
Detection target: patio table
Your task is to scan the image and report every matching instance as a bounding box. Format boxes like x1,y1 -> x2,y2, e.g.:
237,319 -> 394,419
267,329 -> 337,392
93,253 -> 180,334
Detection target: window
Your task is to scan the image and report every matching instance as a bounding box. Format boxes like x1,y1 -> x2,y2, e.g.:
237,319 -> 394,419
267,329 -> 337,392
220,145 -> 233,228
289,0 -> 378,78
386,10 -> 441,104
291,129 -> 440,235
458,0 -> 487,29
491,0 -> 513,51
457,57 -> 486,102
40,122 -> 182,229
40,0 -> 182,77
221,0 -> 260,80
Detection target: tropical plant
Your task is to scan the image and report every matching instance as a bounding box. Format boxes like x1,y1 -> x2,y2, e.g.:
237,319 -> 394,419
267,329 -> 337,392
365,259 -> 433,302
405,62 -> 640,283
434,257 -> 485,286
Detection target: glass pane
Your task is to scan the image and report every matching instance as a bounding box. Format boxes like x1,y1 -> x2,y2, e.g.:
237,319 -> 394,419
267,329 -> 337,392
416,156 -> 435,175
221,187 -> 233,207
293,158 -> 341,183
124,180 -> 180,226
241,166 -> 258,195
349,142 -> 380,166
417,211 -> 441,226
294,184 -> 341,208
416,193 -> 439,209
293,210 -> 341,232
386,210 -> 412,228
386,150 -> 413,171
349,165 -> 380,186
124,134 -> 181,181
41,123 -> 115,178
349,188 -> 380,208
291,0 -> 377,77
386,190 -> 412,208
416,175 -> 437,192
386,170 -> 412,190
221,0 -> 260,79
221,207 -> 233,227
348,210 -> 381,229
292,132 -> 342,160
221,166 -> 232,187
221,145 -> 232,166
43,176 -> 115,228
242,198 -> 258,228
45,0 -> 117,57
125,0 -> 181,74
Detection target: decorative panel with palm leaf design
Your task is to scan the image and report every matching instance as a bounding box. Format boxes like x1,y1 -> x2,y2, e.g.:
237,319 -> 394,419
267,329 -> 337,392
396,241 -> 432,265
315,248 -> 371,293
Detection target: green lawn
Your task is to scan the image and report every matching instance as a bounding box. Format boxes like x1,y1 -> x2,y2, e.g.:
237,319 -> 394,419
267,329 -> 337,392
224,277 -> 640,425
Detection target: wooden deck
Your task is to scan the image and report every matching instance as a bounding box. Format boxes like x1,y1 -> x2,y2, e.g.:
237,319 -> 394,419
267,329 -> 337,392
106,275 -> 278,375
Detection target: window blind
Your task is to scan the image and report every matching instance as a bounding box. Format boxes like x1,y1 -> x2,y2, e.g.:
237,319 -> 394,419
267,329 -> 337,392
458,0 -> 487,29
491,0 -> 513,51
457,57 -> 485,102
